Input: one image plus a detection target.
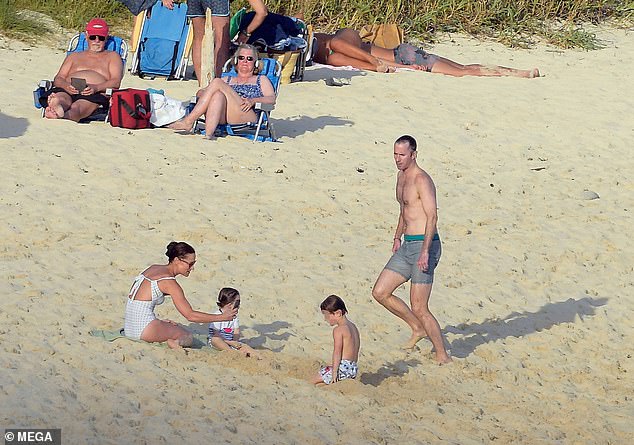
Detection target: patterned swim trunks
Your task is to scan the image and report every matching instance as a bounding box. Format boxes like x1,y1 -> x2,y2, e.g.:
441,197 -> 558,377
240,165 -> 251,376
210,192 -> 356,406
319,359 -> 358,384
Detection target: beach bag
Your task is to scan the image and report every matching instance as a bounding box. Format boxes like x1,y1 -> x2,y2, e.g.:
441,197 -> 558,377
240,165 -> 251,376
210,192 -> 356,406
359,24 -> 404,49
264,50 -> 300,84
110,88 -> 152,129
149,93 -> 187,127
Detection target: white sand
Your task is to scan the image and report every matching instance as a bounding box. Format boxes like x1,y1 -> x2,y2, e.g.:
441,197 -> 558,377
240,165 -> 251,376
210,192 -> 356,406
0,27 -> 633,444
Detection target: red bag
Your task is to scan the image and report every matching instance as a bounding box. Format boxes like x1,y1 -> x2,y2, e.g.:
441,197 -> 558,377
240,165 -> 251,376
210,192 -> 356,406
109,88 -> 152,129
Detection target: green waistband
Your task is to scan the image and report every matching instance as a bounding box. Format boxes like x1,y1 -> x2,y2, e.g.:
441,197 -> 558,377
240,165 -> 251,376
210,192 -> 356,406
403,234 -> 440,241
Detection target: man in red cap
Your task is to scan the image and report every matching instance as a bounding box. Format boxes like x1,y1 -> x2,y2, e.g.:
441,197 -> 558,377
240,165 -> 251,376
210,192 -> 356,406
40,18 -> 123,121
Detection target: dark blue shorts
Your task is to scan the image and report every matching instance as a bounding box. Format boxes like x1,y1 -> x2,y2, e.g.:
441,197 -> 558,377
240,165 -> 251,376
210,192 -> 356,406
187,0 -> 229,17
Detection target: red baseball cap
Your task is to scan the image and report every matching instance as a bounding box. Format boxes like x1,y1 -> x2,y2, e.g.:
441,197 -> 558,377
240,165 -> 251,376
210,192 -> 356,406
86,18 -> 109,37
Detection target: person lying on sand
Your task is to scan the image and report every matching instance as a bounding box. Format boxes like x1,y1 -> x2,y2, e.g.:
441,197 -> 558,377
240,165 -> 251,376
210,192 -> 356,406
39,18 -> 123,121
124,241 -> 238,350
314,28 -> 539,78
312,295 -> 360,385
208,287 -> 258,358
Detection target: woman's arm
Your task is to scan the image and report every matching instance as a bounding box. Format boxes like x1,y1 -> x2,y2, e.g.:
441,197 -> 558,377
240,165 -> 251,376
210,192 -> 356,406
163,281 -> 237,323
237,0 -> 268,43
331,327 -> 344,383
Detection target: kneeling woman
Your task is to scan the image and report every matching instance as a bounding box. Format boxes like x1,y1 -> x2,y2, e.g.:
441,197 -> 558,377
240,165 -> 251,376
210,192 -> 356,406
169,44 -> 276,138
124,241 -> 237,349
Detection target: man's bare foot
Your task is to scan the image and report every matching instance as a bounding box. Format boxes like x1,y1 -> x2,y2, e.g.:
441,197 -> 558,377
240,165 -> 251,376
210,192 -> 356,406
44,95 -> 65,119
529,68 -> 540,78
167,118 -> 194,132
44,107 -> 62,119
435,352 -> 452,365
402,331 -> 427,349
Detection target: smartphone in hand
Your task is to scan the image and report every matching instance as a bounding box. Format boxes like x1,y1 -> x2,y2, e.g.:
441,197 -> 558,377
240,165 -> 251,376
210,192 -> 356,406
70,77 -> 87,91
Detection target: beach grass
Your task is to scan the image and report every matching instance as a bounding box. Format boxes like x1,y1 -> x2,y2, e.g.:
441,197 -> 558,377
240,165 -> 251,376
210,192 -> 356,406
2,0 -> 633,49
0,0 -> 48,38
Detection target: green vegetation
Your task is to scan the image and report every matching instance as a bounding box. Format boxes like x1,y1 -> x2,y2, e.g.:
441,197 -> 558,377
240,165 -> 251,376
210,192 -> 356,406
0,0 -> 48,38
2,0 -> 633,49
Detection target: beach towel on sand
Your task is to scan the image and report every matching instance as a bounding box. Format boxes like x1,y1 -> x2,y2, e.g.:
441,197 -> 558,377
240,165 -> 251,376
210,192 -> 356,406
90,329 -> 211,349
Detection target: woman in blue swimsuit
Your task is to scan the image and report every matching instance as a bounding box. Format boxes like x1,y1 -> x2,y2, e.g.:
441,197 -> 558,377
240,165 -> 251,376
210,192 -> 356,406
169,44 -> 276,138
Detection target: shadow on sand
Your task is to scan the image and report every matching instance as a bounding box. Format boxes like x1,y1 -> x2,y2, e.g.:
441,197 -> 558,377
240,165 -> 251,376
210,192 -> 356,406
0,112 -> 28,138
273,115 -> 353,139
360,358 -> 422,387
302,66 -> 367,83
445,297 -> 608,358
247,321 -> 294,352
186,321 -> 293,352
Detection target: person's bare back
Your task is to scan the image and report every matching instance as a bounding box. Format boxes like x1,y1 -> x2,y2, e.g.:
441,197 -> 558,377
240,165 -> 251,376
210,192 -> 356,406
336,319 -> 360,362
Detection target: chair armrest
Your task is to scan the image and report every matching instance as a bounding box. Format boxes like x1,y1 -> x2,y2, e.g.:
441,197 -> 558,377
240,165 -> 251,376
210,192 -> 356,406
38,80 -> 53,89
255,102 -> 275,112
105,88 -> 113,96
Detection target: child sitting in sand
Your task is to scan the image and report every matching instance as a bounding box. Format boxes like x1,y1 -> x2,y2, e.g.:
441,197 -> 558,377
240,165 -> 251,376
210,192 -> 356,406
208,287 -> 257,357
312,295 -> 361,385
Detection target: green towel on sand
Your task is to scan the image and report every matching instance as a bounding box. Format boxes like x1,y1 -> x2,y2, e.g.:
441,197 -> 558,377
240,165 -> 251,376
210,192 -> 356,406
89,329 -> 211,349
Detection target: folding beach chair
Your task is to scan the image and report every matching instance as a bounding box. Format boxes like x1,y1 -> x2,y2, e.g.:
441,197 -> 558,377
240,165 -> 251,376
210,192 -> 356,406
194,57 -> 282,142
32,33 -> 128,122
129,0 -> 192,80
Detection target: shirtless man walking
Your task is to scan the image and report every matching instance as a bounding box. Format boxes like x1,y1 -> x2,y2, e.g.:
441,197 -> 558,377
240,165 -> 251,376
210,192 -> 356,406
372,135 -> 452,364
41,18 -> 123,121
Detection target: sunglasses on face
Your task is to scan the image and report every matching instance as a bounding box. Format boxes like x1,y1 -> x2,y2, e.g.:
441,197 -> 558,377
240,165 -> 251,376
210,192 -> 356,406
178,257 -> 196,268
88,35 -> 106,41
237,55 -> 255,62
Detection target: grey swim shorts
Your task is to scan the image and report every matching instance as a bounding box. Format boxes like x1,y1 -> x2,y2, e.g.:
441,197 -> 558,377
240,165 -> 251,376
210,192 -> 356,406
187,0 -> 229,17
384,235 -> 442,284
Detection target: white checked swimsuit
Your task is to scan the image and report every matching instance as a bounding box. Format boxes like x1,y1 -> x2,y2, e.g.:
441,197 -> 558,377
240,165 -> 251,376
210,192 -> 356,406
124,274 -> 175,339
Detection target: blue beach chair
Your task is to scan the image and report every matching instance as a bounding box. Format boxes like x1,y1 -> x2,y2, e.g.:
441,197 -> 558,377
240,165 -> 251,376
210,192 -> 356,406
33,33 -> 129,121
194,57 -> 282,142
129,1 -> 192,80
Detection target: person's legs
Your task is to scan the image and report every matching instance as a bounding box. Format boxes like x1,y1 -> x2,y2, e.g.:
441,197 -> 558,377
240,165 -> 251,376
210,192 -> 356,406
140,319 -> 194,349
44,92 -> 72,119
328,29 -> 393,72
410,283 -> 451,364
168,78 -> 226,130
211,16 -> 230,78
169,77 -> 255,133
202,90 -> 228,137
64,99 -> 100,122
372,269 -> 428,346
431,55 -> 539,78
190,16 -> 205,82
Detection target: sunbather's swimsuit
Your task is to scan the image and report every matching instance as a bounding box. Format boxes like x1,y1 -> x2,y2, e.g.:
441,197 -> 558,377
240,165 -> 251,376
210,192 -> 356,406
124,273 -> 175,340
187,0 -> 229,18
319,359 -> 359,385
226,75 -> 263,100
384,234 -> 442,284
39,86 -> 110,110
393,43 -> 438,72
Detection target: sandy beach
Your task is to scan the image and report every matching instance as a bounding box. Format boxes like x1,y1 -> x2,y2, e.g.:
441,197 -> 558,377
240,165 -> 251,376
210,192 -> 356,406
1,25 -> 633,444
